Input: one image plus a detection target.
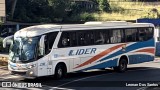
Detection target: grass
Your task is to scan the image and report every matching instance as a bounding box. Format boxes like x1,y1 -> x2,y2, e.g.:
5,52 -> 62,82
80,1 -> 160,21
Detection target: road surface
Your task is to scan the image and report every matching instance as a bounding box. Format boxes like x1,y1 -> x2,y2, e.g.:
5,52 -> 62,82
0,59 -> 160,90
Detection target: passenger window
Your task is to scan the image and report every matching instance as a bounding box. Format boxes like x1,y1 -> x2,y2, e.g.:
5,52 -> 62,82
146,28 -> 153,40
139,28 -> 147,41
70,32 -> 77,47
59,32 -> 70,47
84,31 -> 94,45
94,31 -> 105,44
138,28 -> 153,41
78,32 -> 86,46
104,30 -> 110,44
110,29 -> 124,43
125,28 -> 137,42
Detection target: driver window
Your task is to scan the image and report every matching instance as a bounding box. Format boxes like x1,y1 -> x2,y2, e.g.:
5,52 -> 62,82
45,32 -> 58,54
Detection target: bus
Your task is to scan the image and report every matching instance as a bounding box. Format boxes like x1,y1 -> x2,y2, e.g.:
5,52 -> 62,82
3,22 -> 155,79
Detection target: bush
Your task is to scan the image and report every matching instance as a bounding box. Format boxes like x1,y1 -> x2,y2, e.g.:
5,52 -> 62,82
110,3 -> 125,13
80,13 -> 96,21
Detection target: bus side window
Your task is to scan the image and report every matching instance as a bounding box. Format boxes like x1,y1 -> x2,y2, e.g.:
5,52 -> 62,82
125,28 -> 137,42
85,31 -> 94,45
110,29 -> 123,43
138,28 -> 153,41
58,32 -> 70,48
70,32 -> 77,47
78,31 -> 87,46
94,31 -> 105,45
146,28 -> 153,40
104,30 -> 110,44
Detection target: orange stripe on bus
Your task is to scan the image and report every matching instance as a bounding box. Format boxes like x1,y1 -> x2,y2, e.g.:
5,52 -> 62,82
135,48 -> 155,54
74,44 -> 125,69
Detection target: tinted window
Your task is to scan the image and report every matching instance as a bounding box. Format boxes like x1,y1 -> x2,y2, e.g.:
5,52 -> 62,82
70,32 -> 77,47
125,28 -> 137,42
94,30 -> 105,44
58,32 -> 70,47
138,28 -> 153,41
45,32 -> 58,54
110,29 -> 124,43
146,28 -> 153,40
77,31 -> 87,46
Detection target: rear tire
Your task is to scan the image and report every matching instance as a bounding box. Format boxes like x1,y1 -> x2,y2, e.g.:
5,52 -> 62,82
114,58 -> 127,72
54,64 -> 66,79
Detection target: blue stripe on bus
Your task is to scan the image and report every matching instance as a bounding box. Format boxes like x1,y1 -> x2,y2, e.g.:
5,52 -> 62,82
80,39 -> 155,71
83,54 -> 154,71
83,58 -> 118,70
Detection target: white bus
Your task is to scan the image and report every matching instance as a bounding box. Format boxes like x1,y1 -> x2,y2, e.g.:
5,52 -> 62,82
3,22 -> 155,79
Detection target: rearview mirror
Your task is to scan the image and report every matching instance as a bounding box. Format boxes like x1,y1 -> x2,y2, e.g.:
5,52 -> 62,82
3,35 -> 14,48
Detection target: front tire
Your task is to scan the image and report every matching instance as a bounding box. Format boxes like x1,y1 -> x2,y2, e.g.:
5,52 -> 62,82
54,64 -> 66,79
114,58 -> 127,72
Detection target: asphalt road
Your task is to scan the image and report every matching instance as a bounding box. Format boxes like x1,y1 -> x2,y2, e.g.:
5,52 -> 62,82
1,60 -> 160,90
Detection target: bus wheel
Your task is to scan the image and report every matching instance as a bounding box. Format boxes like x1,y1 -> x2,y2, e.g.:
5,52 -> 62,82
114,58 -> 127,72
54,64 -> 66,79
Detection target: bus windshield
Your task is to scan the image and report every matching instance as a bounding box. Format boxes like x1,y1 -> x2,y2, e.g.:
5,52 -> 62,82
9,36 -> 40,63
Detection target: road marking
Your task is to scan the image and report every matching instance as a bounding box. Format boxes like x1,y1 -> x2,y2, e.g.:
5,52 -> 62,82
42,86 -> 75,90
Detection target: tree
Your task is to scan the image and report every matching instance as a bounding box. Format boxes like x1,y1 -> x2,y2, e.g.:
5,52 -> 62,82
98,0 -> 110,12
92,0 -> 110,12
48,0 -> 70,22
12,0 -> 51,22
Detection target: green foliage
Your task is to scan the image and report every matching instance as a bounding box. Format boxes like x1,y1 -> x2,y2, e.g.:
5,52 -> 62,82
48,0 -> 70,21
79,13 -> 95,21
97,0 -> 111,12
6,0 -> 111,23
91,0 -> 110,12
110,3 -> 125,13
6,0 -> 160,22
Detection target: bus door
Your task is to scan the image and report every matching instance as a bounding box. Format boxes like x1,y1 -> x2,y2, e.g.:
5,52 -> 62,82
38,35 -> 48,76
38,56 -> 48,76
47,56 -> 53,75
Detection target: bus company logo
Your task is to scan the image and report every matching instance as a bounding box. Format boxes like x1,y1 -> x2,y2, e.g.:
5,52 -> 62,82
54,54 -> 65,58
68,48 -> 97,56
54,54 -> 58,58
2,82 -> 11,87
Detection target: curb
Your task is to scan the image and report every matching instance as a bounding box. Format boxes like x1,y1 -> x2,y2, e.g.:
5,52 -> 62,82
0,66 -> 9,77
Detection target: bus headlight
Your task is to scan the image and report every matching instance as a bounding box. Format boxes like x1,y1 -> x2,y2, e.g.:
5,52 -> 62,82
29,71 -> 33,75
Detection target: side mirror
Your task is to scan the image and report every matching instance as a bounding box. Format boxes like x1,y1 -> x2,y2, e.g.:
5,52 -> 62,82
3,35 -> 14,48
39,35 -> 46,56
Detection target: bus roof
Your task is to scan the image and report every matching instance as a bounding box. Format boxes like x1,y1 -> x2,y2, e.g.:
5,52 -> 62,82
15,22 -> 154,37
